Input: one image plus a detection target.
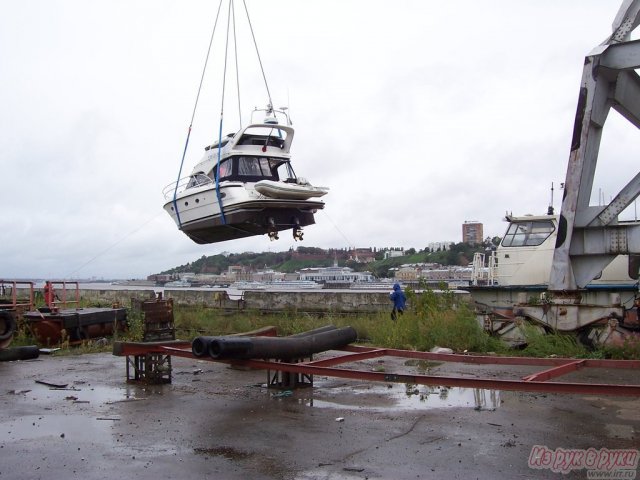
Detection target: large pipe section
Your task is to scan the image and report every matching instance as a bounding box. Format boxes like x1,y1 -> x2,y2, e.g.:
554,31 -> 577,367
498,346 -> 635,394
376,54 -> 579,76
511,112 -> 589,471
192,325 -> 357,360
192,325 -> 339,357
191,325 -> 279,357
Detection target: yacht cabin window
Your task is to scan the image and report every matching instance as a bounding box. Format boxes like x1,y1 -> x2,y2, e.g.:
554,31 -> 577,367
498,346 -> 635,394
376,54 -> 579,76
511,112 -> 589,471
210,159 -> 233,181
238,157 -> 273,177
501,220 -> 555,247
213,156 -> 291,183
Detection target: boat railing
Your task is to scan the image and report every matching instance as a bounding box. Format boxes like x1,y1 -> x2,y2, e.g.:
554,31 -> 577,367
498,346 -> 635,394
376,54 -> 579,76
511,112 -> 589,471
487,252 -> 497,285
471,252 -> 497,286
46,281 -> 80,309
0,280 -> 35,311
471,252 -> 498,286
163,174 -> 213,200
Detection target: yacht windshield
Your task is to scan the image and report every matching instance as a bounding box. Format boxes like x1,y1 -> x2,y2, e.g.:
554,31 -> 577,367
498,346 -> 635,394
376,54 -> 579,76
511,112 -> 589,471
212,156 -> 290,183
501,220 -> 555,247
186,173 -> 213,189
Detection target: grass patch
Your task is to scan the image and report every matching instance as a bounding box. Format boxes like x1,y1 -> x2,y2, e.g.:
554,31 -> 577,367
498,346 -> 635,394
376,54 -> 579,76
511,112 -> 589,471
354,305 -> 506,353
519,325 -> 591,358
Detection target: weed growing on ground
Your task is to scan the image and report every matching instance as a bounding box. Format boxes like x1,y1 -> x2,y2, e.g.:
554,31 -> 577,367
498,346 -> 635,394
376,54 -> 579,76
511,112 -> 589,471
519,325 -> 590,358
355,305 -> 506,353
121,307 -> 144,342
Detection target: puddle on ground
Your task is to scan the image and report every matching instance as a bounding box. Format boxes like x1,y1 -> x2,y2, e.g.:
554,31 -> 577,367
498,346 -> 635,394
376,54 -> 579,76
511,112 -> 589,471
2,414 -> 116,443
295,468 -> 367,480
18,381 -> 167,406
296,383 -> 501,411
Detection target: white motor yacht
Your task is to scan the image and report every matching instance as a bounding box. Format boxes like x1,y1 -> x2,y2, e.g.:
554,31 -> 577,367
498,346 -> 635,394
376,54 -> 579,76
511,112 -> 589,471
163,108 -> 328,244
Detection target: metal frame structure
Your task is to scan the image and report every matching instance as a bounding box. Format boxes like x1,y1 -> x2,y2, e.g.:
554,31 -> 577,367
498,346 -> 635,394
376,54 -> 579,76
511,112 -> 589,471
551,0 -> 640,290
48,281 -> 81,309
126,296 -> 176,384
0,280 -> 34,311
113,341 -> 640,397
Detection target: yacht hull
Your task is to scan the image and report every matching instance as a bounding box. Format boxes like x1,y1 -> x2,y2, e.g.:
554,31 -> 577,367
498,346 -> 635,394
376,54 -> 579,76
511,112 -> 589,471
165,195 -> 323,244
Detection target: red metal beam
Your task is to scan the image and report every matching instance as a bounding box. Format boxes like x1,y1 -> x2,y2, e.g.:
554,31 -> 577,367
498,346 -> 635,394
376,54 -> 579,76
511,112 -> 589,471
306,348 -> 388,366
522,360 -> 586,382
228,358 -> 640,397
342,345 -> 640,369
113,341 -> 640,397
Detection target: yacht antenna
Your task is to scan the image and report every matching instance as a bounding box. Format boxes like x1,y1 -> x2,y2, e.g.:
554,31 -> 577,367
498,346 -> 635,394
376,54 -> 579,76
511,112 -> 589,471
547,182 -> 555,215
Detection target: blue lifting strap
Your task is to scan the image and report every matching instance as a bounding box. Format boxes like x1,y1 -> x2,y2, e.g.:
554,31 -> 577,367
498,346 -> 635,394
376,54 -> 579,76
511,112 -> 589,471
215,118 -> 227,225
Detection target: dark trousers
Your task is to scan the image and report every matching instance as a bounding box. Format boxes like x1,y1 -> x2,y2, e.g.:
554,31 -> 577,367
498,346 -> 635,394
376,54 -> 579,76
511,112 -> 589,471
391,308 -> 404,321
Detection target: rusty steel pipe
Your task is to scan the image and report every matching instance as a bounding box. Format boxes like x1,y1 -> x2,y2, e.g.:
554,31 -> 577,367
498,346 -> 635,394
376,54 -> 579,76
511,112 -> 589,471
207,326 -> 358,360
191,325 -> 337,357
192,336 -> 216,357
191,325 -> 280,357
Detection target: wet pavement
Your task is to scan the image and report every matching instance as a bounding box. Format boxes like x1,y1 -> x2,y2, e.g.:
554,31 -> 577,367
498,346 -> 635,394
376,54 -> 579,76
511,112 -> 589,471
1,352 -> 638,479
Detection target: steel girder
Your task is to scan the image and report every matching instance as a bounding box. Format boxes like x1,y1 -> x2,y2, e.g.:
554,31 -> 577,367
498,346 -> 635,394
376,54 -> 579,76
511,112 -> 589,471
551,0 -> 640,290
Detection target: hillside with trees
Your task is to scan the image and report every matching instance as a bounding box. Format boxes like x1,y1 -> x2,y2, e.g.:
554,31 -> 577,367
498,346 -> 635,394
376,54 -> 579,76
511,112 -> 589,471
158,241 -> 498,278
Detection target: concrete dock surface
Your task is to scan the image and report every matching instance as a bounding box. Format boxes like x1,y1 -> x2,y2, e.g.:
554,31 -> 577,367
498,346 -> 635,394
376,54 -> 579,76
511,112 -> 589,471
1,352 -> 638,479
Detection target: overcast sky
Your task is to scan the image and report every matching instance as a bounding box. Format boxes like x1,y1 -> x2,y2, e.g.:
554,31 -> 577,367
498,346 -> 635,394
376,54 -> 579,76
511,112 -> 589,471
1,0 -> 635,279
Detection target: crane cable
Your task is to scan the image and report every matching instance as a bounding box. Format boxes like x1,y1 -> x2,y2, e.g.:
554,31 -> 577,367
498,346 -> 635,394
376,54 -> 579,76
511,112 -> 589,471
241,0 -> 273,111
214,0 -> 235,225
173,0 -> 273,229
215,0 -> 272,225
232,1 -> 242,127
172,0 -> 224,229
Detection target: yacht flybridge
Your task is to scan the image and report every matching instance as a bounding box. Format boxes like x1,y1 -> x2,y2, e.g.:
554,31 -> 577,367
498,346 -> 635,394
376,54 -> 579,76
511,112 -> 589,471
163,107 -> 328,244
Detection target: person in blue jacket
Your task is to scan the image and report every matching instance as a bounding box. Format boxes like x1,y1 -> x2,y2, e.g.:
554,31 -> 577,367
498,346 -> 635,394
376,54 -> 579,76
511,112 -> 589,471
389,282 -> 406,321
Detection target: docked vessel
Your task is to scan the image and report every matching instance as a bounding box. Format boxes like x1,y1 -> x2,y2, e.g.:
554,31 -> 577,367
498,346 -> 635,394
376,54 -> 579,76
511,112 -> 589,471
471,213 -> 638,289
164,280 -> 192,288
265,280 -> 323,290
467,213 -> 640,345
228,281 -> 268,291
163,108 -> 328,244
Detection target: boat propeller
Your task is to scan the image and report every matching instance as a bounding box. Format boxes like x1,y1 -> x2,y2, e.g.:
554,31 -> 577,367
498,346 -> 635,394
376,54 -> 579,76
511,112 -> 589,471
293,217 -> 303,241
267,217 -> 279,241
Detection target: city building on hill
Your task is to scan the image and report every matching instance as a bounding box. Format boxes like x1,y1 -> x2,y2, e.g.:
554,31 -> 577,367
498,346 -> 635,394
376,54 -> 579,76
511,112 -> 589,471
221,265 -> 251,282
251,269 -> 286,282
383,248 -> 405,260
428,241 -> 454,252
462,221 -> 483,245
348,248 -> 376,263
